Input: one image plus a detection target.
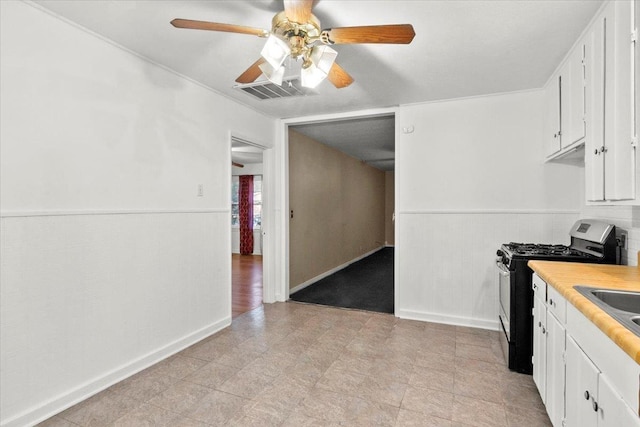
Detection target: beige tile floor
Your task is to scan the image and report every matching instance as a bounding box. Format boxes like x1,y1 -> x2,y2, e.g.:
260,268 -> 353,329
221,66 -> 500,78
38,302 -> 551,427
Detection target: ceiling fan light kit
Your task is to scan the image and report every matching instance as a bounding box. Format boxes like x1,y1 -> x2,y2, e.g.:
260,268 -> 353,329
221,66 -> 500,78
258,61 -> 285,86
261,34 -> 291,69
171,0 -> 415,91
300,45 -> 337,88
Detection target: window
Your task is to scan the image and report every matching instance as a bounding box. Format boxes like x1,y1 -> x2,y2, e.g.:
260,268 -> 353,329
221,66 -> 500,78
231,175 -> 262,228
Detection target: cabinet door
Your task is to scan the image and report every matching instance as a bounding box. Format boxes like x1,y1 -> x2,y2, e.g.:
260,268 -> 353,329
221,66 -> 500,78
559,60 -> 571,150
546,74 -> 562,156
532,291 -> 547,402
568,43 -> 586,145
603,0 -> 635,200
566,336 -> 598,427
546,312 -> 566,427
597,372 -> 640,427
585,16 -> 606,201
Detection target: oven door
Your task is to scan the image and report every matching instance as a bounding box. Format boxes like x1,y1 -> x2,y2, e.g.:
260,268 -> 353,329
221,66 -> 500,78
497,260 -> 512,340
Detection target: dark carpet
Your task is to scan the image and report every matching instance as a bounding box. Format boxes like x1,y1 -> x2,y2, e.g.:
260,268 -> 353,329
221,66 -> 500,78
290,247 -> 394,314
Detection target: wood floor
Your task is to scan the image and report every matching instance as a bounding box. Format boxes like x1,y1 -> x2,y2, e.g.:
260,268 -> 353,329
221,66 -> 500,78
232,254 -> 263,318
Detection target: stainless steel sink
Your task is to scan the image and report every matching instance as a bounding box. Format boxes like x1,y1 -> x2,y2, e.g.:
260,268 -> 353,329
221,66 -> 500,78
574,286 -> 640,338
589,289 -> 640,314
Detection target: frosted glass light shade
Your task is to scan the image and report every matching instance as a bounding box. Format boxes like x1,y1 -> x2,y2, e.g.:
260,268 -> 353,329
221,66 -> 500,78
300,46 -> 338,88
300,62 -> 326,88
260,35 -> 291,69
311,45 -> 338,74
259,62 -> 285,85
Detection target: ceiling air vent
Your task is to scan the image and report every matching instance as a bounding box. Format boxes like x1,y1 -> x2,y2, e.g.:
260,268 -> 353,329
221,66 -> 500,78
234,78 -> 314,100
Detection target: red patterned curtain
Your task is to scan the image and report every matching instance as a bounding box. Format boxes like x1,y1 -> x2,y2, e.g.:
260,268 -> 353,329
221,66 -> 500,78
239,175 -> 254,255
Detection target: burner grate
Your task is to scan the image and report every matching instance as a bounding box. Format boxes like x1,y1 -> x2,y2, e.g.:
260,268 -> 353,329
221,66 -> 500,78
504,242 -> 586,257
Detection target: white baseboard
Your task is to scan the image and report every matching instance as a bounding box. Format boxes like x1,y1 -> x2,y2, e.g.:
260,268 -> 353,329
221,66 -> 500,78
396,309 -> 499,331
5,317 -> 231,427
289,246 -> 385,295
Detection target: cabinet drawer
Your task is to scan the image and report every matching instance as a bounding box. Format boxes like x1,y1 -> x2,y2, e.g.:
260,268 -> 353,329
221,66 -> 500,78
532,273 -> 547,299
547,285 -> 566,324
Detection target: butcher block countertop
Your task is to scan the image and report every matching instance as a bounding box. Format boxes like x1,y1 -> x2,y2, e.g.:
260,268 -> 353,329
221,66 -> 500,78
528,258 -> 640,364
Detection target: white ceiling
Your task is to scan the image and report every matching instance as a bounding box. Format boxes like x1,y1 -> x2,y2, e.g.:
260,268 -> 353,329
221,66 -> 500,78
31,0 -> 604,171
291,115 -> 396,170
232,138 -> 264,166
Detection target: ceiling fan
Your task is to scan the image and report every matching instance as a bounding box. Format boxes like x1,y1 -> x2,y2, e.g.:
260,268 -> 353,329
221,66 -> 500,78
171,0 -> 415,89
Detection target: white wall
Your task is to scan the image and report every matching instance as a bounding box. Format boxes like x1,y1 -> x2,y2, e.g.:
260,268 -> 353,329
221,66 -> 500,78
0,2 -> 275,426
395,90 -> 583,329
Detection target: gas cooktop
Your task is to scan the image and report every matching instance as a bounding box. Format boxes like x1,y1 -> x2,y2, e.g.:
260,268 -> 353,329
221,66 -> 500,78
503,242 -> 587,257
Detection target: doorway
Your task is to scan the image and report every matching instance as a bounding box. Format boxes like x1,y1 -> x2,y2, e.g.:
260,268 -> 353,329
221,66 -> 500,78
231,136 -> 265,317
286,114 -> 396,313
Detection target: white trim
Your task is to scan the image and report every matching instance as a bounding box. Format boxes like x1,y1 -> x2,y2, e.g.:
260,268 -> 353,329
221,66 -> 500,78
0,209 -> 228,218
278,108 -> 399,302
397,209 -> 580,215
289,246 -> 384,295
2,317 -> 231,427
281,107 -> 397,126
396,309 -> 499,331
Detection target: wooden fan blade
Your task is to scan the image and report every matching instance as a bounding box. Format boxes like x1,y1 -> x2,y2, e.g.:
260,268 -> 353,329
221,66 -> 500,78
235,58 -> 267,84
170,19 -> 268,37
327,63 -> 354,88
232,161 -> 245,168
283,0 -> 314,24
323,24 -> 415,44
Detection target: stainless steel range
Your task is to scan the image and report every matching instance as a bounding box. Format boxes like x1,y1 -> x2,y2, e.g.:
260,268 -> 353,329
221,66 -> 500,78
496,219 -> 619,374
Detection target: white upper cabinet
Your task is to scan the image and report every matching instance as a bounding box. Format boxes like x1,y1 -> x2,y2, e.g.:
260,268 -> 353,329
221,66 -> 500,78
585,15 -> 606,201
585,0 -> 637,202
545,75 -> 562,157
566,44 -> 587,146
545,37 -> 587,159
547,0 -> 637,204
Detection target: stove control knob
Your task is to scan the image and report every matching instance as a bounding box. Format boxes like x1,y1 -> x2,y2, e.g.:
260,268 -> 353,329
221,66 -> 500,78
496,250 -> 504,257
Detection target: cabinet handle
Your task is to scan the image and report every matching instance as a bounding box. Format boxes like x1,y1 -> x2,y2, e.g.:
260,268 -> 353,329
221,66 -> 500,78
538,321 -> 542,327
584,390 -> 590,400
601,146 -> 607,153
549,298 -> 554,306
542,327 -> 546,334
592,400 -> 598,412
594,149 -> 599,155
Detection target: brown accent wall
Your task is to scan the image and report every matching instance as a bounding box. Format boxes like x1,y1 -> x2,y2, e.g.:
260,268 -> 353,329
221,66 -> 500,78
288,129 -> 386,290
385,171 -> 395,246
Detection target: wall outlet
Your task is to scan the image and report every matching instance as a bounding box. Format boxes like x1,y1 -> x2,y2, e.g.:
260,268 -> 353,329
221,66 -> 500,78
197,184 -> 204,197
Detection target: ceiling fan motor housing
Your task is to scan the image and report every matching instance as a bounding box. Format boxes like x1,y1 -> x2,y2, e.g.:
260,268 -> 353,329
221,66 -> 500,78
271,11 -> 321,59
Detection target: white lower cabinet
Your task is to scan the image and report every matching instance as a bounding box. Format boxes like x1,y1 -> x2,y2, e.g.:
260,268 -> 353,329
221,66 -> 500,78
596,370 -> 640,427
566,336 -> 640,427
566,336 -> 599,427
532,273 -> 566,427
531,273 -> 640,427
546,312 -> 566,427
532,277 -> 547,402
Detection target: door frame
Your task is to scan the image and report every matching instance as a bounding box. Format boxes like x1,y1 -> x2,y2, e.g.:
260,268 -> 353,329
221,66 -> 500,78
274,107 -> 398,303
229,131 -> 274,307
